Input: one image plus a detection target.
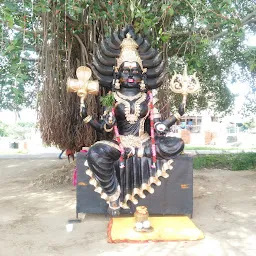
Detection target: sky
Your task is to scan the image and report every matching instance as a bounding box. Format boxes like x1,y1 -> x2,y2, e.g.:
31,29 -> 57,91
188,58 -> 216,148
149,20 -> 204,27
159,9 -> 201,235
247,35 -> 256,46
0,109 -> 37,124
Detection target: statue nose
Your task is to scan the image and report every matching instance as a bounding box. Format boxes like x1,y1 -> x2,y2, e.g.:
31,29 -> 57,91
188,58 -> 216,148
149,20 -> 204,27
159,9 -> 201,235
128,70 -> 133,77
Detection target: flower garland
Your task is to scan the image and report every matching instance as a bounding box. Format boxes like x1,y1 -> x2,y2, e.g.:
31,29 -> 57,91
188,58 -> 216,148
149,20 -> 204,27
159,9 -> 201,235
148,91 -> 157,169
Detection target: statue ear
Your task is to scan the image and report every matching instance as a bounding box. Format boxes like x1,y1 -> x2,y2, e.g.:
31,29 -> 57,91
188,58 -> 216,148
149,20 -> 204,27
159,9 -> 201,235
142,72 -> 147,83
112,66 -> 119,79
113,66 -> 121,78
112,67 -> 120,91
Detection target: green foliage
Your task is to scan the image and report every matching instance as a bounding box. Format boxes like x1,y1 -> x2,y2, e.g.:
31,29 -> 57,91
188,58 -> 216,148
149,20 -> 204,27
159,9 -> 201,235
241,82 -> 256,117
193,153 -> 256,171
0,120 -> 35,139
0,121 -> 9,137
8,122 -> 35,140
243,119 -> 256,129
0,1 -> 39,111
100,93 -> 115,108
16,121 -> 35,128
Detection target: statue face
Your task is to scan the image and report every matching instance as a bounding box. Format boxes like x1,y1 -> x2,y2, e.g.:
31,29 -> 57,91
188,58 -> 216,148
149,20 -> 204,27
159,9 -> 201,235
119,61 -> 142,88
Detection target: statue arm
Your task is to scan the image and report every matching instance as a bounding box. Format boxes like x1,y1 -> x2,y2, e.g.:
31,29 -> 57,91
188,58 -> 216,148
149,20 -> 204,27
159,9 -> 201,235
81,106 -> 115,133
154,103 -> 185,133
83,116 -> 105,132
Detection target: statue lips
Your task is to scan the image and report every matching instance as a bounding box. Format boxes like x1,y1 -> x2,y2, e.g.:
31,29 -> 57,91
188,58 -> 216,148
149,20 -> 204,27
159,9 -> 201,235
128,78 -> 135,83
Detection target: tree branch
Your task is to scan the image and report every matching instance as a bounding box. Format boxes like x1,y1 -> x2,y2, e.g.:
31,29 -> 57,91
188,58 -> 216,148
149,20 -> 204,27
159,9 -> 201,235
73,34 -> 89,64
209,10 -> 256,40
99,2 -> 115,23
170,9 -> 256,40
21,56 -> 39,61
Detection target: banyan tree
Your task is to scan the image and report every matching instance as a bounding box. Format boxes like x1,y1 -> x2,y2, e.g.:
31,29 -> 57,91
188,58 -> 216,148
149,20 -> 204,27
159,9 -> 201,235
39,8 -> 107,151
38,3 -> 174,151
36,1 -> 255,151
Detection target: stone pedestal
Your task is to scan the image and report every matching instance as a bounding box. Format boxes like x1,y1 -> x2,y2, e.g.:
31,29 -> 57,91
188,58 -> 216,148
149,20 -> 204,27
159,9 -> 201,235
76,152 -> 193,216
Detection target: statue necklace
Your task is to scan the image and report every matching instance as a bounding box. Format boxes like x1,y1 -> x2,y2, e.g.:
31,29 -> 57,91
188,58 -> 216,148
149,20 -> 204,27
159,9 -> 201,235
116,91 -> 142,101
113,91 -> 147,124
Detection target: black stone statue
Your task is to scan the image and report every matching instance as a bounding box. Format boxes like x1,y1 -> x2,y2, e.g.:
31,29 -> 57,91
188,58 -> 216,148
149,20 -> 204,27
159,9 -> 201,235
79,26 -> 185,216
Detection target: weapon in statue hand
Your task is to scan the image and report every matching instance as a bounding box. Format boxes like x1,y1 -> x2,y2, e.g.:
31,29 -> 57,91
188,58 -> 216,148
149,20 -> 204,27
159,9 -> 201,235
169,65 -> 200,110
66,66 -> 99,115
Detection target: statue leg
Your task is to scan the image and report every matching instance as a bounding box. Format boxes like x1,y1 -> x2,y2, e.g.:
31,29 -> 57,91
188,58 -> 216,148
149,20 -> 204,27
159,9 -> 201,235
144,136 -> 184,159
87,141 -> 121,216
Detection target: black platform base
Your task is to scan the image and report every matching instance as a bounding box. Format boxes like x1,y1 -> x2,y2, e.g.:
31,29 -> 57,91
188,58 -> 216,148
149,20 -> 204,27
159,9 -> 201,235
76,152 -> 193,216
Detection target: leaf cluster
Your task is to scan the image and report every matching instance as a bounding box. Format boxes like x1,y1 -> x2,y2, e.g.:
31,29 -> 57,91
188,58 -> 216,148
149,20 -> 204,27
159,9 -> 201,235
0,1 -> 40,111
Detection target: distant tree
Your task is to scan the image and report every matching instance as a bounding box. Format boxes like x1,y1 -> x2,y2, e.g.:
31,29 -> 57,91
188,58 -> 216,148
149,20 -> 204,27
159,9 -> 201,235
243,118 -> 256,129
8,122 -> 35,140
1,0 -> 256,150
0,2 -> 39,111
0,121 -> 8,137
242,79 -> 256,117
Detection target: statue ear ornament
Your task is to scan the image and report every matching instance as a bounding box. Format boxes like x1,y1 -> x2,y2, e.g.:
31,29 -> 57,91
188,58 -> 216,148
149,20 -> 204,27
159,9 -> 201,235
112,67 -> 120,91
114,66 -> 119,73
114,79 -> 120,90
140,80 -> 146,91
140,69 -> 147,91
143,68 -> 147,74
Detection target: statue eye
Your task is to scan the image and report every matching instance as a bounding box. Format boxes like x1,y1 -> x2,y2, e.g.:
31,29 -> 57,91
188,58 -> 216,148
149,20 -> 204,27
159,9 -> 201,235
133,70 -> 138,74
122,70 -> 129,73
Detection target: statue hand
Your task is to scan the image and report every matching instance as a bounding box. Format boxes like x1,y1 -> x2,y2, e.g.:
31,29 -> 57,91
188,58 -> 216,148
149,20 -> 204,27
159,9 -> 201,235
80,106 -> 87,119
178,103 -> 185,116
154,122 -> 167,135
103,111 -> 116,127
124,147 -> 135,158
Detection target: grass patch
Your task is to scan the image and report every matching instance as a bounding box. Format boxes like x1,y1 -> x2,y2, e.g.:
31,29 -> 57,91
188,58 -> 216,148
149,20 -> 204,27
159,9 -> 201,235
193,153 -> 256,171
185,145 -> 256,151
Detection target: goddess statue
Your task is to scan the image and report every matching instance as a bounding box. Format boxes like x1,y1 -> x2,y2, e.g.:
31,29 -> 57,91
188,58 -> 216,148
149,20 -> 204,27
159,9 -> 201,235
79,26 -> 185,216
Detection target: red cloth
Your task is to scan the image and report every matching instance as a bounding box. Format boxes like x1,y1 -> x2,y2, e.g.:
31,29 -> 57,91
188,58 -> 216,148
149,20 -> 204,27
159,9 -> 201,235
72,168 -> 77,186
65,149 -> 74,156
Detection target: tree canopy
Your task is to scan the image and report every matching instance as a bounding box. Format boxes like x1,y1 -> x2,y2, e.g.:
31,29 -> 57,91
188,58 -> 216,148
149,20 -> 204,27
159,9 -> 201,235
0,0 -> 256,149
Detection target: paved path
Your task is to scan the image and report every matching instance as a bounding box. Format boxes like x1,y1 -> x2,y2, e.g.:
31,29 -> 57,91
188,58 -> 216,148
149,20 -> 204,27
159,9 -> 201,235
0,158 -> 255,255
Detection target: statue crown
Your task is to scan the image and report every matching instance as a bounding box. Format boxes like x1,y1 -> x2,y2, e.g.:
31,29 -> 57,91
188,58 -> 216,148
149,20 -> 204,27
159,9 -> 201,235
116,33 -> 143,69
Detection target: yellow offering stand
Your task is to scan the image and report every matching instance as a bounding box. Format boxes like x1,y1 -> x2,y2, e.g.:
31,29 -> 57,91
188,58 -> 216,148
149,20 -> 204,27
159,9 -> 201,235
107,216 -> 204,243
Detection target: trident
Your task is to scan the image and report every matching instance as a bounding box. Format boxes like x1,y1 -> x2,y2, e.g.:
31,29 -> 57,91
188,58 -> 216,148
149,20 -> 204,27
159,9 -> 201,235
169,65 -> 200,107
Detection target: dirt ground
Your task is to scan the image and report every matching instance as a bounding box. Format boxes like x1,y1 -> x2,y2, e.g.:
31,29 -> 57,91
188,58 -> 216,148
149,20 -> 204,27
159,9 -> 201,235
0,156 -> 255,256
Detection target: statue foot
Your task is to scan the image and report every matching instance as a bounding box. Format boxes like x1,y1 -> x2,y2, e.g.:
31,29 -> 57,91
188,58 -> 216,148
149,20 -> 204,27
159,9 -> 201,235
107,207 -> 120,217
107,199 -> 120,217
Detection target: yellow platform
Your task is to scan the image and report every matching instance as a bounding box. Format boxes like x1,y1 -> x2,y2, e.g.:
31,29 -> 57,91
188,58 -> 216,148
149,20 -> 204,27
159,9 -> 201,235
108,216 -> 204,243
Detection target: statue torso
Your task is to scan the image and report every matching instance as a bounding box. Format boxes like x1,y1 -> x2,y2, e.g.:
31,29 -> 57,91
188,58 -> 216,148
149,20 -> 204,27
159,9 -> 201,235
113,92 -> 149,136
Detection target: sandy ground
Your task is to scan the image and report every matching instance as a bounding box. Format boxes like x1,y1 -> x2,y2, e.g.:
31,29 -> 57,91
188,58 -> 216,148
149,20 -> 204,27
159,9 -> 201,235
0,156 -> 256,256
